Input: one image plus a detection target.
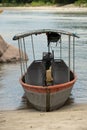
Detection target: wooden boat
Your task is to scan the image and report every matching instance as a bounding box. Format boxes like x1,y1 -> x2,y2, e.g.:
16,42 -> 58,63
13,29 -> 79,111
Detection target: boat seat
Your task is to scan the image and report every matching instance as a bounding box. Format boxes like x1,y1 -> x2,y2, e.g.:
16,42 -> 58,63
25,61 -> 46,86
51,60 -> 69,85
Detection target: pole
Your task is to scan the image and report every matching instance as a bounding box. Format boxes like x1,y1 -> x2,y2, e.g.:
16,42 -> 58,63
23,38 -> 28,70
68,35 -> 71,81
18,39 -> 23,76
31,35 -> 35,60
60,35 -> 62,59
73,36 -> 75,73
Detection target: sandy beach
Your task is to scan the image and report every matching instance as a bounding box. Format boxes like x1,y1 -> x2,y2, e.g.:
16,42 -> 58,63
0,103 -> 87,130
0,4 -> 87,13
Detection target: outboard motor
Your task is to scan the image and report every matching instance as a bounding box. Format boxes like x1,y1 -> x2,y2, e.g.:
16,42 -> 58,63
43,52 -> 54,70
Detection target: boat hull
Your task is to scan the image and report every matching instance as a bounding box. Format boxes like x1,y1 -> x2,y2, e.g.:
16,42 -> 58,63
20,76 -> 76,111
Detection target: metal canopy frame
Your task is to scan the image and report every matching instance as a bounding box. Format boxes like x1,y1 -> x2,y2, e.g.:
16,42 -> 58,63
13,29 -> 79,40
13,29 -> 79,81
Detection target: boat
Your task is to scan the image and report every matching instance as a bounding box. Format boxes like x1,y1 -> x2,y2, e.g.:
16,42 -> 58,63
13,29 -> 79,111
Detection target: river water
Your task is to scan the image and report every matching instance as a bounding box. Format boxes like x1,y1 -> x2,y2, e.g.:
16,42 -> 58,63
0,10 -> 87,110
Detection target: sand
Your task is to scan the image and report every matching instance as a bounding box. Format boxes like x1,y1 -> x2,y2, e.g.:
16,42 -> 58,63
0,104 -> 87,130
0,4 -> 87,13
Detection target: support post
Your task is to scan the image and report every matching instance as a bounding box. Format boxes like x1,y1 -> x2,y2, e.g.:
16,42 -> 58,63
68,35 -> 71,81
18,39 -> 23,76
31,35 -> 35,60
73,36 -> 75,73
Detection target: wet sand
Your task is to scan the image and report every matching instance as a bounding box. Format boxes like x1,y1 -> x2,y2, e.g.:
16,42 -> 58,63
0,104 -> 87,130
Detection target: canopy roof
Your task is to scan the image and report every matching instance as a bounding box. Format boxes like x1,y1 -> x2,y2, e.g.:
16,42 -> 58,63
13,29 -> 79,40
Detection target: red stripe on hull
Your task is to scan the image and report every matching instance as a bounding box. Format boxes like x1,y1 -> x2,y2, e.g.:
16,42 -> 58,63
20,75 -> 77,93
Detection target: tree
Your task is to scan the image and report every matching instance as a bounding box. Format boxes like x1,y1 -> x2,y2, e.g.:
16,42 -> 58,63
1,0 -> 87,5
53,0 -> 77,4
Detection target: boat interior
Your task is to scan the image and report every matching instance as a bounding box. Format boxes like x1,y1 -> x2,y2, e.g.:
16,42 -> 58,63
24,52 -> 74,86
21,31 -> 75,87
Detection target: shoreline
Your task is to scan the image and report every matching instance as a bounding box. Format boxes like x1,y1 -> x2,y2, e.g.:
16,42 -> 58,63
0,103 -> 87,130
0,5 -> 87,13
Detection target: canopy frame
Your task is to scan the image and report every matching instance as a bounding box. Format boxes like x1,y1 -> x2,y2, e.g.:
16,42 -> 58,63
13,29 -> 79,80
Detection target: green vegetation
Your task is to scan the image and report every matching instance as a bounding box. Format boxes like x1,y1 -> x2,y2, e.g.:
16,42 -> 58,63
0,0 -> 87,7
75,0 -> 87,6
30,1 -> 53,6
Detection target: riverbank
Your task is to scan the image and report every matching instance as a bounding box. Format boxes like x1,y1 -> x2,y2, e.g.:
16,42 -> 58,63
0,103 -> 87,130
0,4 -> 87,13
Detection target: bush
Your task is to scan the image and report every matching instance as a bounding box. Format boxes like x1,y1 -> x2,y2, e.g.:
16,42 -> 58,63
31,0 -> 53,6
75,0 -> 87,6
31,1 -> 45,6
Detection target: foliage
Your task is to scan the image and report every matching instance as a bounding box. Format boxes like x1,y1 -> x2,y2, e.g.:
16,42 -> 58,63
53,0 -> 77,4
30,1 -> 46,6
30,0 -> 53,6
0,0 -> 87,6
75,0 -> 87,6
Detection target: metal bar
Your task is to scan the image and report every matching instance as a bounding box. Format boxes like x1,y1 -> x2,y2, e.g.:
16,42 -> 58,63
60,35 -> 62,59
73,36 -> 75,73
23,38 -> 28,70
18,39 -> 23,76
21,38 -> 26,74
31,35 -> 35,60
20,39 -> 26,74
68,35 -> 71,81
13,29 -> 79,40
